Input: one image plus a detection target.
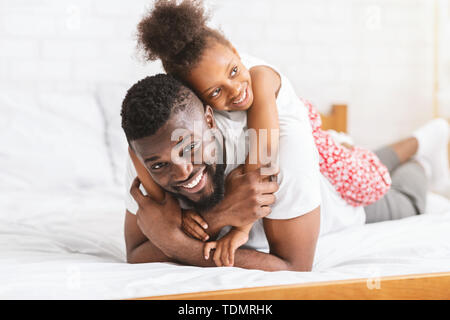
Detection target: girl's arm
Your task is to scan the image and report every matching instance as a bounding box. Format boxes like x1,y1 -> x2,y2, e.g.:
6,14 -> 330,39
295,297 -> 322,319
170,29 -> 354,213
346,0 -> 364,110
245,65 -> 281,173
208,65 -> 281,267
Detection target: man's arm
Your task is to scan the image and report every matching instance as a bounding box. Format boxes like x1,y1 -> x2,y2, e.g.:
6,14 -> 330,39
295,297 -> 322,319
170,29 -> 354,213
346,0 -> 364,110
125,152 -> 279,265
129,148 -> 277,241
263,206 -> 320,271
166,207 -> 320,271
199,165 -> 279,239
124,210 -> 174,264
131,178 -> 320,271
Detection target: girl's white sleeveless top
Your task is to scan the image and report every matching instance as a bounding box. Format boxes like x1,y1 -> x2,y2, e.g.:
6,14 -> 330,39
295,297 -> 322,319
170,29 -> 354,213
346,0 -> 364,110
212,53 -> 365,252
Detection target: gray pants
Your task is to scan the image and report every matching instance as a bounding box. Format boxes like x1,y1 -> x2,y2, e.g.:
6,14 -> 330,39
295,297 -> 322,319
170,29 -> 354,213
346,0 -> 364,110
364,147 -> 428,223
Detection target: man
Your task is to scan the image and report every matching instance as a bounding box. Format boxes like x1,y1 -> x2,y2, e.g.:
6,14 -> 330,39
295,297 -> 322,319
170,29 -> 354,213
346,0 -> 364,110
121,74 -> 365,271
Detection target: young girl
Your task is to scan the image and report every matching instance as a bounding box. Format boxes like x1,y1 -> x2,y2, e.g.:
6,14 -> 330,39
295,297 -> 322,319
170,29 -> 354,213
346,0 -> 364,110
131,0 -> 446,267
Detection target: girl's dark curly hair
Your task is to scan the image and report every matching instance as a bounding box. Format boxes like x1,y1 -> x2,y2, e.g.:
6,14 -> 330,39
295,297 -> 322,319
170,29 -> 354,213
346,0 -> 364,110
137,0 -> 231,79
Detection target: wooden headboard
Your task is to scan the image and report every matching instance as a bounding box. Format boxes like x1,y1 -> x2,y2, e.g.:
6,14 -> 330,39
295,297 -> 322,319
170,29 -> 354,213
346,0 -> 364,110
320,104 -> 348,133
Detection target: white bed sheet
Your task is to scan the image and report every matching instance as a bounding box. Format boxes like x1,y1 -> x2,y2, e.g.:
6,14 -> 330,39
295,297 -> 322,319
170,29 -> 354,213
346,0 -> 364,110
0,187 -> 449,300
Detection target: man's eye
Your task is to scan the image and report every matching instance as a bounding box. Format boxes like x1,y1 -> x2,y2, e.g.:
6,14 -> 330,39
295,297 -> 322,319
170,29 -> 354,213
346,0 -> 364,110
231,66 -> 238,77
183,142 -> 199,155
151,163 -> 167,170
211,88 -> 221,98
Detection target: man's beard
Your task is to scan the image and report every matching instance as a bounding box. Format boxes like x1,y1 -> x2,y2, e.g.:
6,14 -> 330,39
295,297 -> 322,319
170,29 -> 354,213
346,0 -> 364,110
169,163 -> 226,213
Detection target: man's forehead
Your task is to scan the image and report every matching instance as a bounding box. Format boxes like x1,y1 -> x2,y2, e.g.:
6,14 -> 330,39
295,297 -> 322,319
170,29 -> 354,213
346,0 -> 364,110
132,124 -> 193,155
132,115 -> 206,158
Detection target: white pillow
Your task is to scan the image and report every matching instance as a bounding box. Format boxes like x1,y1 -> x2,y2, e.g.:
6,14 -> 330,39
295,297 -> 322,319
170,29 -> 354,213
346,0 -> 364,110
0,90 -> 114,190
96,83 -> 131,187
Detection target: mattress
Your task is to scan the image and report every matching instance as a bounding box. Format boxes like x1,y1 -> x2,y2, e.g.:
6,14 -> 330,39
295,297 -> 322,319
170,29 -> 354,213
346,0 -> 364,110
1,187 -> 449,299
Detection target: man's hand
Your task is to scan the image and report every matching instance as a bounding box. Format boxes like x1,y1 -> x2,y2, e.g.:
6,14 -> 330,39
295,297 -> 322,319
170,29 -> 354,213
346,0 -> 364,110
209,165 -> 279,228
130,177 -> 182,256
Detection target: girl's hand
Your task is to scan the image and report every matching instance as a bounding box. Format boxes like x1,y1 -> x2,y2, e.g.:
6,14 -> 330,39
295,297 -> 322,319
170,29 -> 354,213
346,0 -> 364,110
203,228 -> 249,267
181,210 -> 210,242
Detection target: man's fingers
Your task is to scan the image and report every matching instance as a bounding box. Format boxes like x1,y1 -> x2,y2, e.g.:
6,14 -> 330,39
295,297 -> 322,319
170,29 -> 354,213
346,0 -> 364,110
260,181 -> 280,194
246,164 -> 279,182
130,177 -> 147,205
204,241 -> 216,260
257,206 -> 272,218
131,176 -> 141,189
247,167 -> 263,178
228,164 -> 245,178
260,163 -> 280,177
257,193 -> 277,207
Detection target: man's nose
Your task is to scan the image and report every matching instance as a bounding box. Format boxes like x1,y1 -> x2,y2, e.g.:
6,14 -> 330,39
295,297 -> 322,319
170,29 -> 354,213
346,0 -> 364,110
172,159 -> 194,182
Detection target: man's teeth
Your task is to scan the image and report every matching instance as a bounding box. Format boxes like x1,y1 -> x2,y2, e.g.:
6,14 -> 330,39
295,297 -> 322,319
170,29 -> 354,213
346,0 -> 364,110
182,171 -> 203,189
233,88 -> 247,104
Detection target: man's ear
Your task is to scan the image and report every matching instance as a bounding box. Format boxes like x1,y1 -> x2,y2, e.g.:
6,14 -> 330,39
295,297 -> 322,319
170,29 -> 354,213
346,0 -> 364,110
204,105 -> 216,129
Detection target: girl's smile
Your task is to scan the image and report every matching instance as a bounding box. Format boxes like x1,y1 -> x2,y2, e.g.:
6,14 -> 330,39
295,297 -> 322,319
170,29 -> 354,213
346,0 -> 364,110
231,82 -> 251,108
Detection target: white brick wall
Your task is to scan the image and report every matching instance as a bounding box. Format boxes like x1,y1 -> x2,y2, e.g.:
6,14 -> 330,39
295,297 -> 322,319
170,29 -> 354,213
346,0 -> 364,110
438,0 -> 450,118
0,0 -> 444,148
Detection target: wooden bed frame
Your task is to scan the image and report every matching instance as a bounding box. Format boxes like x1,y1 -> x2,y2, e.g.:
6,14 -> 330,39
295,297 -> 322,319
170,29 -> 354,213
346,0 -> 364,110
136,104 -> 450,300
143,272 -> 450,300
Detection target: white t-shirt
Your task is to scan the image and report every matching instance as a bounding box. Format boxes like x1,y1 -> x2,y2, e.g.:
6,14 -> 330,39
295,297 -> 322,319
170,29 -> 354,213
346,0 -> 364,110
124,54 -> 366,253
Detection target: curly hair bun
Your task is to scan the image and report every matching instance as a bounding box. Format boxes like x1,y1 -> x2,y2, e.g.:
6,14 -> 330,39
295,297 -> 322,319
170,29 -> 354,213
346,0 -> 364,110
138,0 -> 209,63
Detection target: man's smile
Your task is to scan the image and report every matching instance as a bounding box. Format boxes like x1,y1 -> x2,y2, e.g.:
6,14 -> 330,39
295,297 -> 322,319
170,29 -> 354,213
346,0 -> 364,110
175,166 -> 208,194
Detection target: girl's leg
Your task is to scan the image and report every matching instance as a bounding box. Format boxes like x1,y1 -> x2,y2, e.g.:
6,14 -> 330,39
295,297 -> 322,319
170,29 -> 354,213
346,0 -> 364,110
372,145 -> 401,173
381,118 -> 448,189
364,160 -> 428,223
363,118 -> 449,223
387,137 -> 418,168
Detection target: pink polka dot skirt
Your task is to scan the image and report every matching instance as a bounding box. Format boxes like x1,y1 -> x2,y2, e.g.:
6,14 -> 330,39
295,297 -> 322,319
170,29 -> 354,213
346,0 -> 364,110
302,98 -> 392,207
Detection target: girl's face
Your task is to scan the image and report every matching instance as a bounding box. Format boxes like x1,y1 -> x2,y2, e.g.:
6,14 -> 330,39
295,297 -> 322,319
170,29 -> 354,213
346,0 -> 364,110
185,42 -> 254,111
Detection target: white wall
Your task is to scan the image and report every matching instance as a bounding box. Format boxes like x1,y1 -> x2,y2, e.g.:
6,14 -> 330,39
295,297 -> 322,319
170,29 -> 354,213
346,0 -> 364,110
0,0 -> 439,148
438,0 -> 450,118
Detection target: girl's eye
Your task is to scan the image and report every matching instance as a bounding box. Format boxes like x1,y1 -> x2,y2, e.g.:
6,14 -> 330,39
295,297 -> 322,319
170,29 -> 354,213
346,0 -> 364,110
151,163 -> 168,170
211,88 -> 221,98
231,66 -> 238,77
